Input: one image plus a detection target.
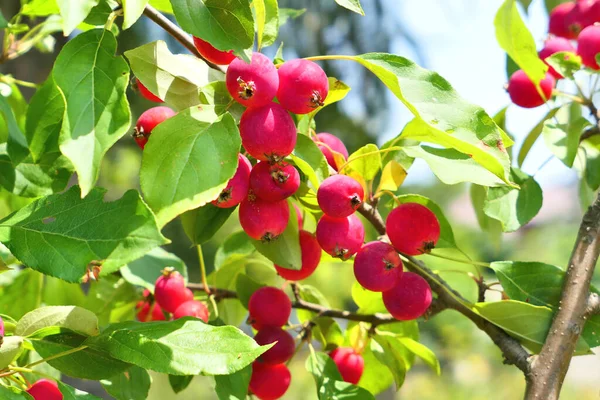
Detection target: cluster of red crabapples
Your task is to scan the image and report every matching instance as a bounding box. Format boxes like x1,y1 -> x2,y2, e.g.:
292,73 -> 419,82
507,0 -> 600,108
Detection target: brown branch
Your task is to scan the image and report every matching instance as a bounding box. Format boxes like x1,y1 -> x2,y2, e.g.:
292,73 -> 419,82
526,193 -> 600,400
580,126 -> 599,142
187,283 -> 237,300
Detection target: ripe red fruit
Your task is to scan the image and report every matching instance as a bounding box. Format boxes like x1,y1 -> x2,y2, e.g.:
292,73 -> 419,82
353,241 -> 403,292
239,102 -> 297,162
386,203 -> 440,256
133,106 -> 176,149
249,362 -> 291,400
549,2 -> 580,39
382,271 -> 432,320
136,78 -> 162,103
154,269 -> 188,313
329,347 -> 364,384
27,379 -> 63,400
507,70 -> 555,109
212,154 -> 252,208
192,36 -> 236,65
226,52 -> 278,108
317,175 -> 364,218
136,301 -> 166,322
313,132 -> 349,170
254,327 -> 296,365
239,195 -> 289,241
578,24 -> 600,69
250,162 -> 300,202
539,37 -> 576,79
277,59 -> 329,114
173,300 -> 209,323
275,230 -> 321,281
316,214 -> 365,260
248,287 -> 291,328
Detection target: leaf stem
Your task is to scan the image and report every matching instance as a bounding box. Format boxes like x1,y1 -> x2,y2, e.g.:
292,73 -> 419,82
197,245 -> 211,295
338,147 -> 402,174
373,189 -> 401,206
425,252 -> 491,268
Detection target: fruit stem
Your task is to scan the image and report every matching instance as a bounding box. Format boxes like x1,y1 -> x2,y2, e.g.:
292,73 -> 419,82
551,89 -> 585,104
197,245 -> 211,295
338,147 -> 402,175
425,252 -> 491,268
5,374 -> 27,390
302,55 -> 358,63
373,190 -> 402,206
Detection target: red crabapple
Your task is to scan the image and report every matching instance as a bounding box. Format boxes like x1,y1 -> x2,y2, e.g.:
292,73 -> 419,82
133,106 -> 176,149
538,37 -> 576,79
250,162 -> 300,202
27,379 -> 63,400
549,2 -> 580,39
382,272 -> 432,320
239,102 -> 297,162
275,230 -> 321,281
578,24 -> 600,69
154,268 -> 188,313
239,195 -> 289,241
248,287 -> 291,328
329,347 -> 364,384
277,59 -> 329,114
507,70 -> 555,109
316,214 -> 365,260
136,78 -> 162,103
173,300 -> 209,323
353,241 -> 403,292
254,327 -> 296,365
212,154 -> 252,208
136,301 -> 166,322
226,52 -> 278,108
249,362 -> 291,400
192,36 -> 236,65
317,175 -> 364,218
314,132 -> 349,170
386,203 -> 440,256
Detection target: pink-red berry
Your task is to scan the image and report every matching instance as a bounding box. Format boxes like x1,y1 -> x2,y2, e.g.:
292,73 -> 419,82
212,154 -> 252,208
275,230 -> 321,281
173,300 -> 209,323
549,2 -> 580,39
248,287 -> 291,328
254,327 -> 296,365
154,269 -> 188,313
578,24 -> 600,69
539,37 -> 576,79
192,36 -> 236,65
382,272 -> 432,320
250,162 -> 300,202
313,132 -> 349,170
386,203 -> 440,256
316,214 -> 365,260
277,59 -> 329,114
317,174 -> 364,218
136,291 -> 166,322
27,379 -> 63,400
249,362 -> 291,400
133,106 -> 176,149
507,70 -> 555,109
136,78 -> 162,103
239,195 -> 290,241
353,241 -> 403,292
226,52 -> 278,108
329,347 -> 364,385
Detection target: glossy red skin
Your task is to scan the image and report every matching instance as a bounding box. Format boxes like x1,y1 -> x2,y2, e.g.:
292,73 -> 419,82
136,301 -> 166,322
386,203 -> 441,256
254,327 -> 296,365
27,379 -> 63,400
249,362 -> 291,400
154,270 -> 188,313
192,36 -> 236,65
250,162 -> 300,201
382,272 -> 432,320
314,133 -> 349,170
578,24 -> 600,69
329,347 -> 364,384
212,154 -> 252,208
353,241 -> 403,292
549,2 -> 579,39
173,300 -> 209,323
277,59 -> 329,114
275,230 -> 322,281
507,70 -> 555,109
226,52 -> 278,108
293,203 -> 304,228
538,37 -> 576,78
134,106 -> 176,149
317,175 -> 364,218
136,78 -> 163,103
239,195 -> 289,241
248,287 -> 291,328
239,103 -> 297,162
316,214 -> 365,260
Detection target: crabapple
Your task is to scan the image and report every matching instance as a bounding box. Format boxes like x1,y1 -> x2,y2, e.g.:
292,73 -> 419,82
317,175 -> 364,218
173,300 -> 209,323
386,203 -> 440,256
538,37 -> 576,79
254,327 -> 296,364
239,102 -> 297,162
27,379 -> 63,400
249,362 -> 291,400
382,272 -> 432,320
578,24 -> 600,69
250,162 -> 300,202
507,70 -> 555,109
212,154 -> 252,208
136,78 -> 162,103
136,290 -> 166,322
133,106 -> 176,149
277,59 -> 329,114
275,230 -> 321,281
248,287 -> 291,328
353,241 -> 403,292
192,36 -> 236,65
239,194 -> 290,241
329,347 -> 364,384
549,2 -> 580,39
226,52 -> 278,108
316,214 -> 365,260
314,132 -> 349,170
154,268 -> 188,313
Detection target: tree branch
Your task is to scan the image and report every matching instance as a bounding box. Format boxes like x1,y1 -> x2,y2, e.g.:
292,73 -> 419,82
526,193 -> 600,400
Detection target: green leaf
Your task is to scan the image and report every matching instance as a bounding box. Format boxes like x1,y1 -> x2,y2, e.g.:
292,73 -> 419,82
56,0 -> 100,35
53,29 -> 131,197
254,0 -> 279,49
371,336 -> 406,390
214,366 -> 251,400
0,186 -> 168,282
57,381 -> 103,399
200,81 -> 245,121
344,144 -> 381,181
42,276 -> 87,307
311,317 -> 344,351
578,139 -> 600,191
335,0 -> 365,15
84,276 -> 137,326
0,386 -> 33,400
22,0 -> 60,16
0,269 -> 42,320
214,231 -> 255,269
85,319 -> 270,375
140,109 -> 241,227
545,51 -> 582,79
297,284 -> 332,323
122,0 -> 149,29
278,8 -> 305,26
16,306 -> 99,337
235,273 -> 265,309
181,203 -> 236,245
517,0 -> 533,10
483,167 -> 542,232
494,0 -> 547,86
306,352 -> 375,399
543,104 -> 590,168
470,184 -> 502,246
101,366 -> 151,400
0,11 -> 7,32
291,133 -> 330,189
517,107 -> 560,166
0,90 -> 29,164
149,0 -> 173,13
25,77 -> 64,162
84,0 -> 114,25
168,375 -> 193,394
351,281 -> 386,314
357,345 -> 394,395
376,160 -> 407,193
396,337 -> 440,375
120,247 -> 187,292
171,0 -> 254,60
0,336 -> 24,369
